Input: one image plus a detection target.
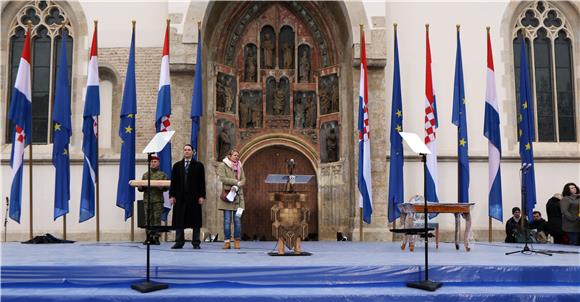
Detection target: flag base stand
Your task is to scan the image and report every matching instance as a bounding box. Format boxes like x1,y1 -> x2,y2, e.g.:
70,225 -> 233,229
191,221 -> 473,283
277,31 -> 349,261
131,281 -> 168,293
406,280 -> 442,292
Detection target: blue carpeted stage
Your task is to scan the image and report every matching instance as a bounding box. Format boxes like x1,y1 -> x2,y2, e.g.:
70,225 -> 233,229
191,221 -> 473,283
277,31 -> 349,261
1,241 -> 579,301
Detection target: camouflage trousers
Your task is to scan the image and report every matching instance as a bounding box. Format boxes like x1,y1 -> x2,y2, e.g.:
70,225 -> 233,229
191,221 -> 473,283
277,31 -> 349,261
145,201 -> 164,226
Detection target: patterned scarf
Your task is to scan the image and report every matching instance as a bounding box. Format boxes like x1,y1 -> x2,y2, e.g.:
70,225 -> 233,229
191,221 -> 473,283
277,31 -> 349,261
223,157 -> 242,180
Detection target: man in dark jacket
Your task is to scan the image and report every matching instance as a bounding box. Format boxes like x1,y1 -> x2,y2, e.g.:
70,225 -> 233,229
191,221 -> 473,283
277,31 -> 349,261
546,193 -> 566,244
169,144 -> 206,249
529,211 -> 549,243
506,207 -> 527,243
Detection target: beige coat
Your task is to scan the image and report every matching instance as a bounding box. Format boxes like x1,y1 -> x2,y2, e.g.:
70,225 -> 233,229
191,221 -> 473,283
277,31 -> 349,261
217,158 -> 246,211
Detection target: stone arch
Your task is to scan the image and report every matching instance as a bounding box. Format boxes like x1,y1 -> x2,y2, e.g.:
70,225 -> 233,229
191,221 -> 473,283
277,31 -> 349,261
98,64 -> 122,152
500,0 -> 580,149
0,0 -> 88,147
238,133 -> 320,170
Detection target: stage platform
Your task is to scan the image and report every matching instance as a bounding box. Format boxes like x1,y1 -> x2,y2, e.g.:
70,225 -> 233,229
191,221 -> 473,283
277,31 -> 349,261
1,241 -> 579,301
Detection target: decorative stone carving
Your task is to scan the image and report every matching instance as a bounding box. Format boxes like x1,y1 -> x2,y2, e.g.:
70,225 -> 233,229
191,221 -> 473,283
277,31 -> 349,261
267,77 -> 289,116
216,119 -> 235,161
298,45 -> 311,83
239,90 -> 262,128
321,121 -> 339,163
293,91 -> 317,129
319,74 -> 339,115
244,44 -> 257,82
261,27 -> 276,69
216,73 -> 237,113
279,26 -> 294,69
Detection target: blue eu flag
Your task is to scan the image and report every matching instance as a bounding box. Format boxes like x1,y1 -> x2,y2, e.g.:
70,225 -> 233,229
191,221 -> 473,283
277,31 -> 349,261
52,30 -> 72,220
191,28 -> 203,160
116,25 -> 137,220
388,28 -> 404,223
517,32 -> 536,219
451,29 -> 470,204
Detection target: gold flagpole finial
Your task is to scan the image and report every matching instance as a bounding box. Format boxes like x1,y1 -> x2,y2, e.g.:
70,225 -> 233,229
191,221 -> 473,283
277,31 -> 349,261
456,24 -> 460,32
486,26 -> 490,33
393,23 -> 398,31
132,20 -> 136,29
425,24 -> 430,32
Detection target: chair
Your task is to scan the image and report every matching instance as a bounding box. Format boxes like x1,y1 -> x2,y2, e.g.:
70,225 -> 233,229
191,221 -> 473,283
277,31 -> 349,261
400,195 -> 439,251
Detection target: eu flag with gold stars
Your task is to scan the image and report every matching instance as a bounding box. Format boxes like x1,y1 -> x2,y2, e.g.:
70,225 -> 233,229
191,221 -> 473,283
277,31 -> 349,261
116,23 -> 137,220
451,28 -> 470,204
388,26 -> 404,222
52,29 -> 72,220
517,32 -> 536,219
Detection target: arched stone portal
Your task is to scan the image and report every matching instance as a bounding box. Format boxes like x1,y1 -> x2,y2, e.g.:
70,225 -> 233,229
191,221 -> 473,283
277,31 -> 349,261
242,145 -> 318,241
200,1 -> 355,240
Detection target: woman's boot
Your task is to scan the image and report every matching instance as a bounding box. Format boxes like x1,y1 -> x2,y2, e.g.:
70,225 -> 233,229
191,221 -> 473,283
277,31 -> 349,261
234,239 -> 240,249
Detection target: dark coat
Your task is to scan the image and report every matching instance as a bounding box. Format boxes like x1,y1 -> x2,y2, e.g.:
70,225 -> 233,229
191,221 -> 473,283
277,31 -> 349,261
505,217 -> 527,243
169,159 -> 206,229
546,197 -> 564,238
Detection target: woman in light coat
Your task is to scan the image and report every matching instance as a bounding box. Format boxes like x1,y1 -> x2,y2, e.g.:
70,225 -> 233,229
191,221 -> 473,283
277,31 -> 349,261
217,149 -> 246,249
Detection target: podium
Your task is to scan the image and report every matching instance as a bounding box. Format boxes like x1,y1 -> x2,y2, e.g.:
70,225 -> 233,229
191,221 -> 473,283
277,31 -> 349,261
266,159 -> 313,256
129,131 -> 174,293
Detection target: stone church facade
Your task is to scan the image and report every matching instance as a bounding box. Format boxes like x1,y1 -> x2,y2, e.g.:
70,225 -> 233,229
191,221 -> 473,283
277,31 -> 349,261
1,1 -> 579,242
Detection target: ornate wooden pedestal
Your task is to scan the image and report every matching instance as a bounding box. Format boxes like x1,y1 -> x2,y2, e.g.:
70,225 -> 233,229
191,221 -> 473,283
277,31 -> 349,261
270,192 -> 309,255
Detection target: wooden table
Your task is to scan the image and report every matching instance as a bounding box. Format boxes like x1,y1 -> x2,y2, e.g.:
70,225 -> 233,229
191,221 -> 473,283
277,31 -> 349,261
398,203 -> 474,251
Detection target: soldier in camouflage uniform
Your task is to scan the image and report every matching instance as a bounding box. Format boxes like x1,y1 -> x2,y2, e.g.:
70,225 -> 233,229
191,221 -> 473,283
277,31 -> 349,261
138,155 -> 168,245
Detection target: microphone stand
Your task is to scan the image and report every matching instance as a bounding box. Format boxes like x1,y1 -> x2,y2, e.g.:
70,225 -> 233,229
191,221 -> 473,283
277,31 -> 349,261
4,197 -> 8,242
406,153 -> 442,291
131,153 -> 170,292
505,164 -> 551,256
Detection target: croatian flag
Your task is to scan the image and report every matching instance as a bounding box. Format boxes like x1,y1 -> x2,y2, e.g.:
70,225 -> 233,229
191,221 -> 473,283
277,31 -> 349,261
80,24 -> 100,223
483,29 -> 503,222
7,26 -> 32,223
157,22 -> 172,221
358,28 -> 373,224
424,27 -> 439,204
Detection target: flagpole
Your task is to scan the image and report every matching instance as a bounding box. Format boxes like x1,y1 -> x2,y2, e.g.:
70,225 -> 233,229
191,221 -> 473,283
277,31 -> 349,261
358,23 -> 364,242
130,20 -> 136,243
487,25 -> 493,243
391,22 -> 398,242
26,21 -> 34,241
59,22 -> 68,241
93,20 -> 101,242
163,18 -> 170,243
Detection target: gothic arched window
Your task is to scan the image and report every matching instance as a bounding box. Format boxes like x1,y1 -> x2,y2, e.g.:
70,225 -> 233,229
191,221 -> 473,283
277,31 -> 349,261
513,1 -> 577,142
5,0 -> 74,144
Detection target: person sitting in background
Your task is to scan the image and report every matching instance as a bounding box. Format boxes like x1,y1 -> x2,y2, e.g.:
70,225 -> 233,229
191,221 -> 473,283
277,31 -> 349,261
528,210 -> 549,243
561,182 -> 580,245
546,193 -> 567,244
505,207 -> 527,243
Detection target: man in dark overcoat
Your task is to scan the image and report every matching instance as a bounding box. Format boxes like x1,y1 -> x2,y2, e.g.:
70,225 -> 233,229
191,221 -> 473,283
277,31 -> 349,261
169,144 -> 206,249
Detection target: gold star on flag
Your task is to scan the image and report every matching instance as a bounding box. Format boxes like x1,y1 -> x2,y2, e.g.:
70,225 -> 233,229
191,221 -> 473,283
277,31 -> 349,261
522,102 -> 528,109
125,125 -> 133,133
54,123 -> 61,131
463,98 -> 466,104
518,114 -> 523,122
396,125 -> 402,132
525,143 -> 531,150
127,114 -> 134,118
519,129 -> 523,137
396,110 -> 402,118
459,138 -> 467,146
63,148 -> 68,155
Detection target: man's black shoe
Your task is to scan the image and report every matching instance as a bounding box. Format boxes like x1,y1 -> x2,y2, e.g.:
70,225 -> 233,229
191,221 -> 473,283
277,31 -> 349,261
192,244 -> 201,249
171,243 -> 184,249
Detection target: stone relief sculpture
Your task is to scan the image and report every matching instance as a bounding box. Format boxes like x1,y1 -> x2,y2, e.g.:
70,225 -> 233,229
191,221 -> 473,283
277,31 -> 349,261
293,93 -> 306,128
244,44 -> 257,82
278,25 -> 294,70
267,77 -> 289,116
282,42 -> 293,69
318,74 -> 339,115
321,121 -> 339,163
261,31 -> 275,69
304,93 -> 317,128
216,73 -> 236,113
298,47 -> 310,83
239,90 -> 262,128
216,120 -> 235,161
